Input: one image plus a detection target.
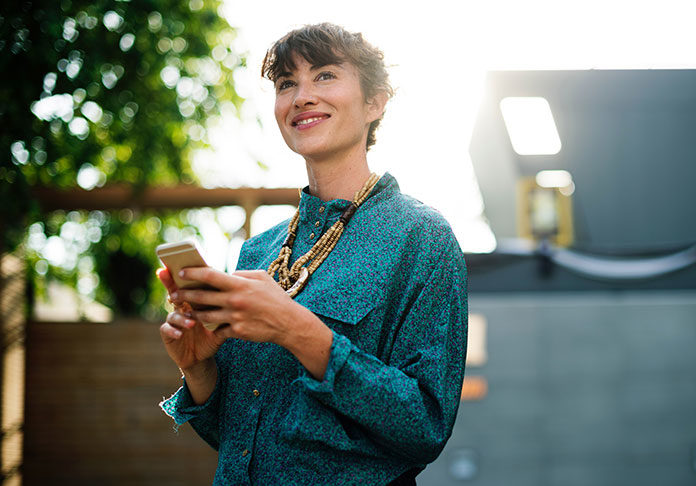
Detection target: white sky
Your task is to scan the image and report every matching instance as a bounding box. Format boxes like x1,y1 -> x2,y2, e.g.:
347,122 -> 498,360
190,0 -> 696,264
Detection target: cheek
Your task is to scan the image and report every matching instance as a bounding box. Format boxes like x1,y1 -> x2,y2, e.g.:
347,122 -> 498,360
274,99 -> 294,146
274,101 -> 284,126
274,96 -> 291,126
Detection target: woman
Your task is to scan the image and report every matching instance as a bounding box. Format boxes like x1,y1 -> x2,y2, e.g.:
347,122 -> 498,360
158,23 -> 468,485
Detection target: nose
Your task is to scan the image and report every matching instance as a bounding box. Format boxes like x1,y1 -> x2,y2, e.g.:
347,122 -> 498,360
293,82 -> 317,107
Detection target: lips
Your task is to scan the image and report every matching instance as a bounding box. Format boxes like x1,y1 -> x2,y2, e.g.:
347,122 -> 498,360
291,111 -> 330,128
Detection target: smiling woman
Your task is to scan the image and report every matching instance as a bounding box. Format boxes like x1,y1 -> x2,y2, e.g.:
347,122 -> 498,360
158,23 -> 468,486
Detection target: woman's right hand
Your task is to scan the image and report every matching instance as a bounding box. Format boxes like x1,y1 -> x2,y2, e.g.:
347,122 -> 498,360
157,268 -> 225,372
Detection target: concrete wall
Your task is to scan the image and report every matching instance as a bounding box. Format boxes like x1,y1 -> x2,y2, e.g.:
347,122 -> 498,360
420,291 -> 696,486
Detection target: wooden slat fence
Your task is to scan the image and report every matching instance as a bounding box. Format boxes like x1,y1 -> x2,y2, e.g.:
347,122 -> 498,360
24,319 -> 217,486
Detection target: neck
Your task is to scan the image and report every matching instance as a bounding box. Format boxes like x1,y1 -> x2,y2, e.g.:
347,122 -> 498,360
304,146 -> 372,201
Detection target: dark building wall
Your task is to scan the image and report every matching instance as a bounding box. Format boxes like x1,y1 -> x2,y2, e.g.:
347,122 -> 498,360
420,291 -> 696,486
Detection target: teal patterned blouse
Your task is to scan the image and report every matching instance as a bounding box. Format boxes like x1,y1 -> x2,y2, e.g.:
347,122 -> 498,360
160,173 -> 468,485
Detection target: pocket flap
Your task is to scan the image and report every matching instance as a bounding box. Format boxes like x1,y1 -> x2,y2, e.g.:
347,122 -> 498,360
298,288 -> 379,325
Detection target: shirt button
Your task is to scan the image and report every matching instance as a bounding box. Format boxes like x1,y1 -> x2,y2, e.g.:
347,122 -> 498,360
242,449 -> 249,457
319,206 -> 325,213
253,389 -> 260,397
309,232 -> 315,239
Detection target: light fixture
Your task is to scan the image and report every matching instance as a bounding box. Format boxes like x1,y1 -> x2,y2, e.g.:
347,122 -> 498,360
536,169 -> 575,196
535,169 -> 572,188
500,97 -> 562,155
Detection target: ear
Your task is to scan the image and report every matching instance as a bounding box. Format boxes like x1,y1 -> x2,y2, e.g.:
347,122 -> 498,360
365,90 -> 389,123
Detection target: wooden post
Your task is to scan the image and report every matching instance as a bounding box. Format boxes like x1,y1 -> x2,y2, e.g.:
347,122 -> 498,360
241,196 -> 259,239
1,252 -> 26,486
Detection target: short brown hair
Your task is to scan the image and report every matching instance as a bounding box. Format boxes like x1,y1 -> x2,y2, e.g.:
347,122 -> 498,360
261,23 -> 393,151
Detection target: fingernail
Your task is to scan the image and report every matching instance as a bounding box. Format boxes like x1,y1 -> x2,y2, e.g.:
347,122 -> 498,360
171,292 -> 178,300
179,270 -> 185,277
173,329 -> 182,338
185,319 -> 195,327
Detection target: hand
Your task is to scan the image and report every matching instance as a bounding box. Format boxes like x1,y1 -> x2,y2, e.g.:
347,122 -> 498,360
171,268 -> 299,345
173,267 -> 334,380
156,268 -> 225,372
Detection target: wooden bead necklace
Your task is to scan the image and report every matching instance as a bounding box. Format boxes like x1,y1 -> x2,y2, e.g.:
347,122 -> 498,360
267,173 -> 380,297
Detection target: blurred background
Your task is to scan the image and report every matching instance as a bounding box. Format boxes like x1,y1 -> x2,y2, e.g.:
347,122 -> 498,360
1,0 -> 695,485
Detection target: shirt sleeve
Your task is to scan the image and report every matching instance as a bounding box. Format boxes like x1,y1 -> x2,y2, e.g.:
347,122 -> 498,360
159,358 -> 224,451
294,233 -> 468,464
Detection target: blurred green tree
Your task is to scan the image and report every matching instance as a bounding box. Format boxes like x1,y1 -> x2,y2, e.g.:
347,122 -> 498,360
0,0 -> 246,317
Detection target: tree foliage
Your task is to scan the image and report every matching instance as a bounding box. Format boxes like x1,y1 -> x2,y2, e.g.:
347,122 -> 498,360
0,0 -> 246,317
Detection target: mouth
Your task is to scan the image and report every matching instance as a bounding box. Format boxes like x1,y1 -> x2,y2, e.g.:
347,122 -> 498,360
291,112 -> 330,128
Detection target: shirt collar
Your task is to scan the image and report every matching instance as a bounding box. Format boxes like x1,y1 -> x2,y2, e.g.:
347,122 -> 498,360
298,172 -> 399,221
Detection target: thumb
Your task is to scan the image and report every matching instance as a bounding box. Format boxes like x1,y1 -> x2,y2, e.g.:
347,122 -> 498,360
157,267 -> 178,293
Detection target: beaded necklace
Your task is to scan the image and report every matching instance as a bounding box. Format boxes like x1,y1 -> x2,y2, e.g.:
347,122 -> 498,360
267,173 -> 380,298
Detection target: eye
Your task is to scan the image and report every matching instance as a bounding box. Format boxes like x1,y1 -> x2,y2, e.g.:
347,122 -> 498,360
277,79 -> 295,91
316,71 -> 336,82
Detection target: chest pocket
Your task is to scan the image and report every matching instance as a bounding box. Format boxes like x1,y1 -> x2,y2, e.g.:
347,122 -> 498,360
297,278 -> 382,333
302,294 -> 377,346
290,238 -> 389,331
305,294 -> 376,326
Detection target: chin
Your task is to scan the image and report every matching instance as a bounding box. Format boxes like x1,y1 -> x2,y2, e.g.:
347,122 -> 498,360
292,142 -> 333,159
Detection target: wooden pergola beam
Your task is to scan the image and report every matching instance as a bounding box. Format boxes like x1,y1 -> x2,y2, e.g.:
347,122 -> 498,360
31,185 -> 301,239
31,185 -> 300,211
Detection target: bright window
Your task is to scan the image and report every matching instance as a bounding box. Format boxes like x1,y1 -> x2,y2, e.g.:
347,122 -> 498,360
500,97 -> 562,155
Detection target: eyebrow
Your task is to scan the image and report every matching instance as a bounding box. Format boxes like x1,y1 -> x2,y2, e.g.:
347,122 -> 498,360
276,61 -> 345,81
312,61 -> 343,70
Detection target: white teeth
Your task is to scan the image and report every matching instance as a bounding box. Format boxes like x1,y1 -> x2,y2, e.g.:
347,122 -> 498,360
296,116 -> 324,126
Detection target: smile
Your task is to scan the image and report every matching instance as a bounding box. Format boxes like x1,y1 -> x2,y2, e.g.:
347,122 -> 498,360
296,117 -> 324,125
291,114 -> 330,127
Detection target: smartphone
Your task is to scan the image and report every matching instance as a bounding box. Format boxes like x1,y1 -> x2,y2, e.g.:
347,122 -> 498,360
156,240 -> 211,290
156,240 -> 221,330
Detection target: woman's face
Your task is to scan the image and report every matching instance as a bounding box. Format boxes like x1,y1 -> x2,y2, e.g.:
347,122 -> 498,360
273,54 -> 383,162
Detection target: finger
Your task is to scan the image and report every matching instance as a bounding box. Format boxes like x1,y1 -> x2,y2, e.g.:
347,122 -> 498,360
191,308 -> 233,326
157,267 -> 178,293
213,322 -> 240,339
174,288 -> 227,307
160,322 -> 182,340
166,311 -> 196,330
233,269 -> 271,281
179,267 -> 242,291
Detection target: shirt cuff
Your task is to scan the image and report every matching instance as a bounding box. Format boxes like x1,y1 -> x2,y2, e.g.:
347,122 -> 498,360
296,330 -> 352,394
159,371 -> 221,425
